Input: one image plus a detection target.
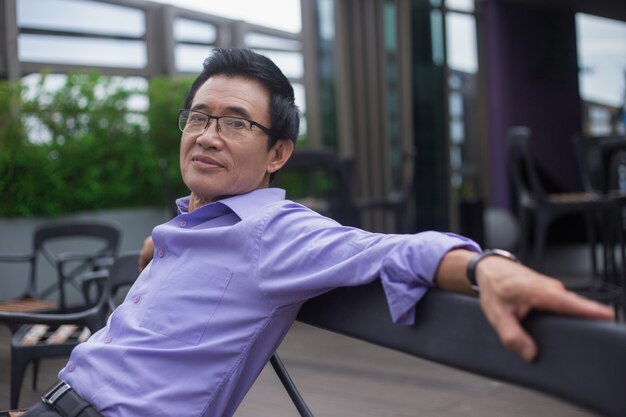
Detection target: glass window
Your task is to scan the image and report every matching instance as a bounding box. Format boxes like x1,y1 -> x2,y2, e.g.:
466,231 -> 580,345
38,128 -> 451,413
18,35 -> 146,68
175,45 -> 214,73
317,0 -> 335,41
17,0 -> 144,37
448,91 -> 463,117
245,33 -> 301,50
430,10 -> 445,66
173,0 -> 301,34
174,19 -> 216,43
445,12 -> 478,73
445,0 -> 474,13
576,14 -> 626,109
253,50 -> 304,79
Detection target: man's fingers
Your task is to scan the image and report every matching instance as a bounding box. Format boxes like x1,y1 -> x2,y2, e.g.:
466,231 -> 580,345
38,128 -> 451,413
494,313 -> 537,362
528,283 -> 615,320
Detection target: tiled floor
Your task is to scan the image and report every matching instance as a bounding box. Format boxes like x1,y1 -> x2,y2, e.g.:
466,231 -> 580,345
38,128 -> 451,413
0,244 -> 614,416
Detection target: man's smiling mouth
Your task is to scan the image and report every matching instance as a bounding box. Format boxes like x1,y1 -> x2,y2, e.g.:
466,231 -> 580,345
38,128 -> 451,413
192,155 -> 225,168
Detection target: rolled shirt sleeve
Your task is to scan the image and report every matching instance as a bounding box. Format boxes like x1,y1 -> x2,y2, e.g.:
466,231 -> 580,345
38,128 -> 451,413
257,202 -> 480,325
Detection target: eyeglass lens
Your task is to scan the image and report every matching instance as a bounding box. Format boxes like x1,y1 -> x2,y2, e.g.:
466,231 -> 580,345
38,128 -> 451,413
179,111 -> 255,141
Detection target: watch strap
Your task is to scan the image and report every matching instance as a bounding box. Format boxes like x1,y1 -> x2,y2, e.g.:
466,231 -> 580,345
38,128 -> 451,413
466,249 -> 520,292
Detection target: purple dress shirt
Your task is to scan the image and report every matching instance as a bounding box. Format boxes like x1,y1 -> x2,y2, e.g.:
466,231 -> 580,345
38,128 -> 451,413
59,188 -> 479,417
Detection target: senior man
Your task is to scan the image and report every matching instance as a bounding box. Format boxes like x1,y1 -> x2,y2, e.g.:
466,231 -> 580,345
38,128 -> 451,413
22,48 -> 612,417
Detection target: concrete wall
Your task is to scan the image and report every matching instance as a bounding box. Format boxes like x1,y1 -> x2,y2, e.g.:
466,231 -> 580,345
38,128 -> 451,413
0,207 -> 171,301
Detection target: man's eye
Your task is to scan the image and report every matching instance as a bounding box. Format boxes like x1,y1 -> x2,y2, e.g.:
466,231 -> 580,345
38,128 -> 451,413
224,118 -> 247,129
189,115 -> 206,123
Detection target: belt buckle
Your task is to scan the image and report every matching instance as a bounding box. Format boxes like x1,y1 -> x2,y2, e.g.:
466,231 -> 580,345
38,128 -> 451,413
42,380 -> 71,405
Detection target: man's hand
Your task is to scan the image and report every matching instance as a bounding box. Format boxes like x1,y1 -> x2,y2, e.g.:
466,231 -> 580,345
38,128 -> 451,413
436,249 -> 614,362
138,236 -> 155,271
475,256 -> 614,361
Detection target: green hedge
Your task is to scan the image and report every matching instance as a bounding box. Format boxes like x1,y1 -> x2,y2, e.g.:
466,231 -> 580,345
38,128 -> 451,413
0,72 -> 193,217
0,72 -> 318,218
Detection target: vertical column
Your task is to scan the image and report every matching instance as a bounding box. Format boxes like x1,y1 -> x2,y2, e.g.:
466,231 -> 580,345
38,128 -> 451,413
230,20 -> 248,48
300,0 -> 322,148
0,0 -> 20,81
334,0 -> 396,232
395,0 -> 417,232
410,0 -> 450,231
145,3 -> 176,77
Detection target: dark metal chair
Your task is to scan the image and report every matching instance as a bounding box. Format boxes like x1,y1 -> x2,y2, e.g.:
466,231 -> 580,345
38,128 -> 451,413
574,134 -> 626,280
0,219 -> 121,323
0,251 -> 138,409
507,126 -> 625,313
276,149 -> 358,228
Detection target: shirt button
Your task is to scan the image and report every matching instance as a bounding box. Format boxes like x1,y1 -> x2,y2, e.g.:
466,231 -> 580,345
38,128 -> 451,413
157,249 -> 165,258
68,363 -> 76,372
104,336 -> 112,344
180,220 -> 187,227
132,295 -> 141,303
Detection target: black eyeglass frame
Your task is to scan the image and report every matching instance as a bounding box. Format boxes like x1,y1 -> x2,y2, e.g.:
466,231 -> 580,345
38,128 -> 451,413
178,109 -> 276,138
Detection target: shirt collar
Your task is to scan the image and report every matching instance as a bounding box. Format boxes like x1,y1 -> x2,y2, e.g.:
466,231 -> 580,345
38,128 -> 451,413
176,188 -> 286,220
222,188 -> 286,219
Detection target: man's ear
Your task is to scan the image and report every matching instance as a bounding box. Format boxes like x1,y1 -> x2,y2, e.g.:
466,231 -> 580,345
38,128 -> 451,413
267,139 -> 294,174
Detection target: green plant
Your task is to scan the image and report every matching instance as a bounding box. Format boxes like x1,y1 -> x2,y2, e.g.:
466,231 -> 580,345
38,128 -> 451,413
0,72 -> 316,217
0,72 -> 168,216
146,75 -> 195,201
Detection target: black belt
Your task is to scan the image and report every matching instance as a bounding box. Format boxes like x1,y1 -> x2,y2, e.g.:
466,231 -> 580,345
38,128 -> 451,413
41,381 -> 102,417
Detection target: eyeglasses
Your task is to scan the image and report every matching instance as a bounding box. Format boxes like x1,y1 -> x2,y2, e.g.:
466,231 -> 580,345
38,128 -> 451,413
178,109 -> 275,141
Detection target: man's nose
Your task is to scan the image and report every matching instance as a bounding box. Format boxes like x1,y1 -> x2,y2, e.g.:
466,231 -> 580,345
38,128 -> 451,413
195,120 -> 223,148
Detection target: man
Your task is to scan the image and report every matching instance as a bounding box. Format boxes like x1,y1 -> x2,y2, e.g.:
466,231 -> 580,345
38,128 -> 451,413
22,48 -> 612,417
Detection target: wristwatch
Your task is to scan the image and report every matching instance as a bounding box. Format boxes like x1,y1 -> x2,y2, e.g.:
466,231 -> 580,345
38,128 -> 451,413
466,249 -> 520,292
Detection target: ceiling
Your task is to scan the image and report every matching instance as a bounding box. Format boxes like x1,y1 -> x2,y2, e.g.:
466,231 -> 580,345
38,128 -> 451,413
492,0 -> 626,22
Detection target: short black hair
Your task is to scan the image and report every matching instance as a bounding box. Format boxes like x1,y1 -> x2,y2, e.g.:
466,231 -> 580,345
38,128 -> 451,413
184,48 -> 300,149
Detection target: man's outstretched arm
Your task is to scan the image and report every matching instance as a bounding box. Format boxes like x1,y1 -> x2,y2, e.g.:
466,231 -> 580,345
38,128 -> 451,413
137,237 -> 614,362
435,249 -> 615,362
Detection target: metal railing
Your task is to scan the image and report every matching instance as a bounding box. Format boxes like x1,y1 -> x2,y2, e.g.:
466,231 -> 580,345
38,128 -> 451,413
0,0 -> 302,82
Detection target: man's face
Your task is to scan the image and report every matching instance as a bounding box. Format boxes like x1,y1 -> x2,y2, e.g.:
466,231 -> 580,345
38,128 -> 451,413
179,75 -> 289,207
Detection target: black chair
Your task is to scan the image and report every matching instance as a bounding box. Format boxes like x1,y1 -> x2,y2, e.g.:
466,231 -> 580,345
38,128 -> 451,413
573,134 -> 626,197
507,127 -> 624,312
353,147 -> 417,233
0,219 -> 121,324
1,251 -> 140,409
574,134 -> 626,280
79,250 -> 141,313
276,149 -> 358,227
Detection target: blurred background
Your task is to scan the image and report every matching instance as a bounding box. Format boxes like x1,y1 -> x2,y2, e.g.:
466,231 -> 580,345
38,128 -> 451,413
1,0 -> 625,237
1,1 -> 625,414
1,0 -> 625,234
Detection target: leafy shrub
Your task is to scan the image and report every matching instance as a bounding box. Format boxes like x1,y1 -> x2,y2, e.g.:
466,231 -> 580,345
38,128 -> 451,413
0,71 -> 314,217
146,75 -> 195,202
0,72 -> 194,217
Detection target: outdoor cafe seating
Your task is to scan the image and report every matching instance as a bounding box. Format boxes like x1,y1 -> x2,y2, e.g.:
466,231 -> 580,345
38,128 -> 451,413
507,126 -> 626,316
0,220 -> 121,408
